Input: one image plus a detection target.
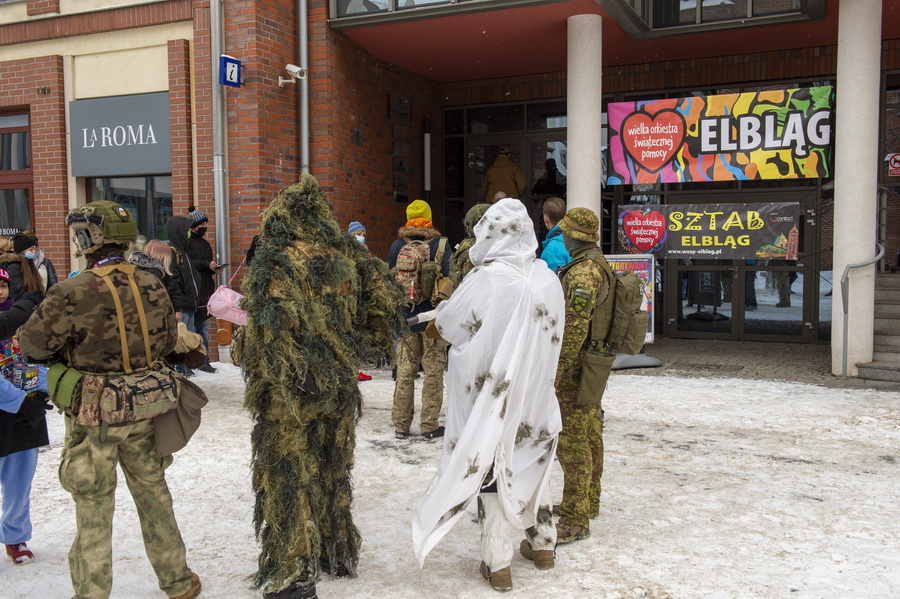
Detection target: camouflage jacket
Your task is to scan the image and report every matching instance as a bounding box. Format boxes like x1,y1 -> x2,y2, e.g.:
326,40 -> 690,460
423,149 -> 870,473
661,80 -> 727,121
556,246 -> 610,390
449,237 -> 476,286
17,261 -> 177,373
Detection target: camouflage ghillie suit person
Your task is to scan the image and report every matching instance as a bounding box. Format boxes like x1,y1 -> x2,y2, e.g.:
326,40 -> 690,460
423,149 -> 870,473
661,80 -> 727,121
554,207 -> 610,545
449,203 -> 490,285
17,201 -> 201,599
242,173 -> 404,599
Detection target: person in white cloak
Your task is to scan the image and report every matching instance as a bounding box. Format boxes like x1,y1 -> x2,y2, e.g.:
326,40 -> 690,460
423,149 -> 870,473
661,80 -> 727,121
412,198 -> 565,591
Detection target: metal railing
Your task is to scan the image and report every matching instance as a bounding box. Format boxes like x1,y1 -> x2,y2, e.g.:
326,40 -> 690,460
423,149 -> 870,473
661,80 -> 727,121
841,243 -> 884,379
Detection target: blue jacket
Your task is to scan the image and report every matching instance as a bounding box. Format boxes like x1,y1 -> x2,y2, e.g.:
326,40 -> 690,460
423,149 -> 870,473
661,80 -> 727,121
539,225 -> 571,273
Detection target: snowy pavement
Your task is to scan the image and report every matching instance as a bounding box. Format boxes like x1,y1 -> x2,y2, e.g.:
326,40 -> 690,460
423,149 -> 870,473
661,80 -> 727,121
5,363 -> 899,599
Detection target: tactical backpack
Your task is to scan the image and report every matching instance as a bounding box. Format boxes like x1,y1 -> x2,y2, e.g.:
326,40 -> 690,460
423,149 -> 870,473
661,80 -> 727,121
393,237 -> 451,305
560,249 -> 649,356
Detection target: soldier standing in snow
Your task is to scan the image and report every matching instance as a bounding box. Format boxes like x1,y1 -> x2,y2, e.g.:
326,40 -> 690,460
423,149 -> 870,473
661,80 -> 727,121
554,207 -> 610,544
242,174 -> 404,599
17,201 -> 201,599
413,199 -> 564,592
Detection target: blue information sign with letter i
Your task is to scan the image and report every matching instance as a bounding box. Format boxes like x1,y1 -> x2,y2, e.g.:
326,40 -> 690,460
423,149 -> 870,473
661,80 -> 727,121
219,55 -> 241,88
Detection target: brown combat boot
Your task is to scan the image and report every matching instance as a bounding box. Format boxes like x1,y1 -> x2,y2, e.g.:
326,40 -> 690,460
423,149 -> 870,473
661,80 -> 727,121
480,561 -> 513,592
519,539 -> 554,569
169,573 -> 201,599
556,522 -> 590,544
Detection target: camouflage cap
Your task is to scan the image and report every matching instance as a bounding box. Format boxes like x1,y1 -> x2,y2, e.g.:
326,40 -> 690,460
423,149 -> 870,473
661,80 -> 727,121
463,203 -> 490,237
558,207 -> 599,243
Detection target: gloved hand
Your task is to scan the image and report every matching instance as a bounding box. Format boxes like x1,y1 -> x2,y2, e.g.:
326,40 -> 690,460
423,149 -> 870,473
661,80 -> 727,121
18,291 -> 43,307
18,390 -> 52,427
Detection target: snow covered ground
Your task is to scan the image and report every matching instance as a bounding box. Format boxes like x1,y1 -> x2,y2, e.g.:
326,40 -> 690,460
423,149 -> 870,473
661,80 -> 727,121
5,362 -> 900,599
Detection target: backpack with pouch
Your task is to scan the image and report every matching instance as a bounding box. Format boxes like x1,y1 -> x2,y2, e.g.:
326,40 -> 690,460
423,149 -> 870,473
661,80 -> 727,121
393,237 -> 450,305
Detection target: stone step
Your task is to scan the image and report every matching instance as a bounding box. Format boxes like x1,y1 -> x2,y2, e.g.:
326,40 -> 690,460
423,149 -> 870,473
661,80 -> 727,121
875,288 -> 900,303
874,302 -> 900,317
874,318 -> 900,335
876,274 -> 900,289
873,333 -> 900,348
856,362 -> 900,383
873,348 -> 900,365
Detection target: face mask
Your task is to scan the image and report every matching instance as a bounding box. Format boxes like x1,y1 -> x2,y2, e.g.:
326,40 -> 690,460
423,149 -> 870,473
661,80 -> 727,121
562,234 -> 582,254
196,227 -> 207,238
24,251 -> 37,260
354,235 -> 366,244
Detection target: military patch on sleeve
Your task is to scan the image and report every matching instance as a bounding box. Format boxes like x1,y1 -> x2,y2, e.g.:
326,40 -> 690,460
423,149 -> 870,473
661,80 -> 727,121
571,288 -> 593,313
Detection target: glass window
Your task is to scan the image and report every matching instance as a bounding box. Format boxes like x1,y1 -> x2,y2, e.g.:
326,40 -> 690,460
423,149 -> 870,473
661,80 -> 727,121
0,188 -> 31,232
444,109 -> 464,136
89,176 -> 173,240
0,132 -> 30,171
753,0 -> 801,17
468,105 -> 524,134
397,0 -> 448,9
527,101 -> 567,130
336,0 -> 388,18
702,0 -> 749,23
444,137 -> 464,199
0,114 -> 28,128
653,0 -> 697,28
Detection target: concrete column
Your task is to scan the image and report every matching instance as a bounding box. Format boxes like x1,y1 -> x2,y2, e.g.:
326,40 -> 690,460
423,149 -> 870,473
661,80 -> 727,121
566,14 -> 603,220
831,0 -> 883,376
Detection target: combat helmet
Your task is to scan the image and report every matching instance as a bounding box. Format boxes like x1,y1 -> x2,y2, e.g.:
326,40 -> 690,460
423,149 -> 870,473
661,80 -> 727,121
464,203 -> 490,237
65,201 -> 138,256
558,207 -> 599,243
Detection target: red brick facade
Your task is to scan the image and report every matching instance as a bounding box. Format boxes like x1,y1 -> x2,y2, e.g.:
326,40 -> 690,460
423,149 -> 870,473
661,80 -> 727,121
1,0 -> 898,348
0,56 -> 69,273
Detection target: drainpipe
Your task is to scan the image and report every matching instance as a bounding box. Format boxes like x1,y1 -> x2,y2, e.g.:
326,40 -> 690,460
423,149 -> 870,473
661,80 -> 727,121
211,0 -> 231,283
299,0 -> 309,174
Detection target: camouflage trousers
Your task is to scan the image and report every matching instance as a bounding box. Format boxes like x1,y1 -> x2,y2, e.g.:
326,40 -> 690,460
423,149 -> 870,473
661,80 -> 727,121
392,332 -> 447,434
59,416 -> 194,599
556,389 -> 604,527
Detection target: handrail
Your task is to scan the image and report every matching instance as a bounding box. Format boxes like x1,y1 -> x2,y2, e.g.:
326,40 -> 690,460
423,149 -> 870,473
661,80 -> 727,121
841,243 -> 885,379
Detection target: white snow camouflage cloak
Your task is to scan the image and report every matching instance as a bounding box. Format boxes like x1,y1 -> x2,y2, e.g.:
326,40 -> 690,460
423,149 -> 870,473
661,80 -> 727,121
412,198 -> 565,566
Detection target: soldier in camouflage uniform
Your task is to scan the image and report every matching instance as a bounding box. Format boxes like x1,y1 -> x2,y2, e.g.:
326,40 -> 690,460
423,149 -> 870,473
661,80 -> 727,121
554,207 -> 610,544
17,201 -> 201,599
448,203 -> 490,286
242,174 -> 404,599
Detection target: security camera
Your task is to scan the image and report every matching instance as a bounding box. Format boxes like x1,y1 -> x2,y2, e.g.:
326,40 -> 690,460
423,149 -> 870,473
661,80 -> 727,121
279,64 -> 307,87
285,64 -> 307,79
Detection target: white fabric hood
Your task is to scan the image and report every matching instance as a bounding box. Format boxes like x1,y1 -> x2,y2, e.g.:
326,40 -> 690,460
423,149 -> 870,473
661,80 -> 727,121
412,199 -> 565,566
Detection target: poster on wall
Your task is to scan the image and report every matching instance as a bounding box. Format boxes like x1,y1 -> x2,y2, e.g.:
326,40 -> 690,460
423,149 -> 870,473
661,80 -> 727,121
617,203 -> 801,260
606,86 -> 834,184
606,254 -> 654,345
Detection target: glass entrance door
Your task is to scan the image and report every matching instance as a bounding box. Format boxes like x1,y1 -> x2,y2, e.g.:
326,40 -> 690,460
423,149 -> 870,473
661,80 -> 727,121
664,192 -> 819,342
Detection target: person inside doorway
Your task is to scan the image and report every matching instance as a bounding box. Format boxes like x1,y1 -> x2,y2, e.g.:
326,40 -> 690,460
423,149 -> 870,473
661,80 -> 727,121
482,146 -> 526,203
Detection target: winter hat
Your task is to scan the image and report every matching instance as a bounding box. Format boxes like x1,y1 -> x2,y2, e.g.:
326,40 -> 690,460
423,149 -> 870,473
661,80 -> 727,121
0,267 -> 9,283
188,206 -> 209,226
348,221 -> 365,236
13,234 -> 38,254
406,200 -> 432,222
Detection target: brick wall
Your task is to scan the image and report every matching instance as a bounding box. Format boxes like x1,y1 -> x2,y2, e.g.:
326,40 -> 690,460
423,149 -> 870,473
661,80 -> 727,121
0,56 -> 70,274
26,0 -> 59,17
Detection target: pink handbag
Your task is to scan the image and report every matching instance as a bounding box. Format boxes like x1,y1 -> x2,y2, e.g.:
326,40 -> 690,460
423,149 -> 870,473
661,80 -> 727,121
207,260 -> 248,326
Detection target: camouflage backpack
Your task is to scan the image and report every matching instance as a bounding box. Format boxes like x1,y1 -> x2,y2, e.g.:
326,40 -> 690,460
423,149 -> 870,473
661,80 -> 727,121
393,237 -> 449,305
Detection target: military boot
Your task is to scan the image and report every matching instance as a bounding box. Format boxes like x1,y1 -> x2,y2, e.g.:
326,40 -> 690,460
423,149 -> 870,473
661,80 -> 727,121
556,522 -> 590,544
480,561 -> 512,592
169,573 -> 201,599
519,539 -> 554,569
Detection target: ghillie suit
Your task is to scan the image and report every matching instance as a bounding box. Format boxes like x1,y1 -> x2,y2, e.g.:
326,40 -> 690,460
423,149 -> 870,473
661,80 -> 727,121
242,173 -> 405,597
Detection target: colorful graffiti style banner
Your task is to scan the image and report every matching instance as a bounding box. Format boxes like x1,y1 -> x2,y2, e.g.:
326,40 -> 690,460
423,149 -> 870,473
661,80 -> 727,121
607,86 -> 834,184
606,254 -> 655,344
618,203 -> 801,260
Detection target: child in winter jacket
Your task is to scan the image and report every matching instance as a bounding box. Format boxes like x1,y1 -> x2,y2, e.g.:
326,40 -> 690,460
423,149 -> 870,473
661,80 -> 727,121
0,267 -> 51,565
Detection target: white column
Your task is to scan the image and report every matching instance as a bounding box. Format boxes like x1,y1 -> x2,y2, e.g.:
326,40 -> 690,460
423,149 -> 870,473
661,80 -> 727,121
566,14 -> 603,220
831,0 -> 883,376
